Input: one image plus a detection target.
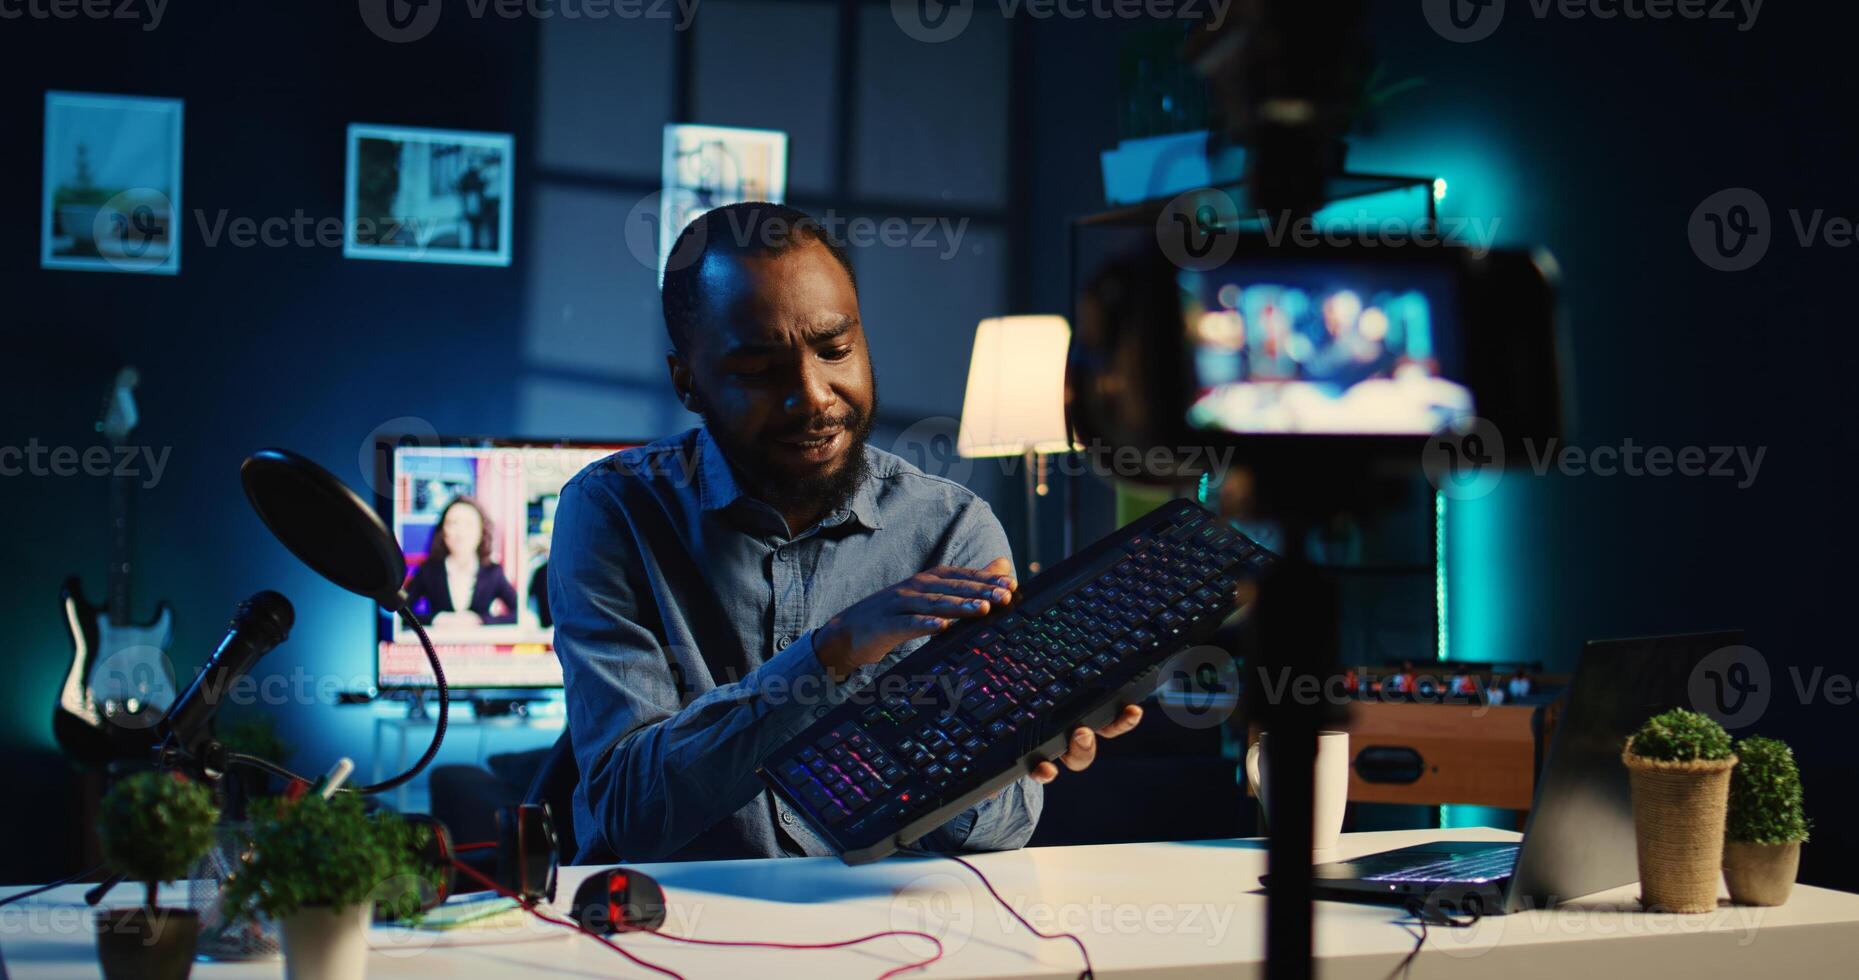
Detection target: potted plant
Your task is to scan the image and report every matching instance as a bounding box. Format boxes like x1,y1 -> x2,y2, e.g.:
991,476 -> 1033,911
1723,735 -> 1809,905
94,770 -> 220,980
1623,708 -> 1737,913
222,792 -> 435,980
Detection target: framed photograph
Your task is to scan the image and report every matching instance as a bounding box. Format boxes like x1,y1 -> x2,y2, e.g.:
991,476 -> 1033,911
41,91 -> 184,275
658,123 -> 788,277
345,124 -> 513,266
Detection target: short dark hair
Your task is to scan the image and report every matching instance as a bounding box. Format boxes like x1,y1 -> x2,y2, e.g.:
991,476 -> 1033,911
660,201 -> 858,355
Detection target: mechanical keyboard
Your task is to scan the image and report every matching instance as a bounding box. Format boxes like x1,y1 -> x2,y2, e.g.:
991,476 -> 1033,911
1365,846 -> 1520,884
760,498 -> 1276,864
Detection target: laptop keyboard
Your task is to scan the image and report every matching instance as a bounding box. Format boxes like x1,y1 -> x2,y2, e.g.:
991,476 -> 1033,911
1366,845 -> 1520,883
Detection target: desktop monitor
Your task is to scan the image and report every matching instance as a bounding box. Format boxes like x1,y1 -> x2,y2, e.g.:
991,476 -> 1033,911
374,436 -> 638,691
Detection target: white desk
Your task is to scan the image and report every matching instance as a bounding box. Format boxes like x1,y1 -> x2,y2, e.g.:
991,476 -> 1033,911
7,827 -> 1859,978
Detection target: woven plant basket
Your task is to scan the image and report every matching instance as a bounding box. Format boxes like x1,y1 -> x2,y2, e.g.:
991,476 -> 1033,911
1623,751 -> 1737,913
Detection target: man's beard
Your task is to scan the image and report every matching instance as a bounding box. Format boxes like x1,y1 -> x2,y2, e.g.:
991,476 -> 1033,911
703,387 -> 879,523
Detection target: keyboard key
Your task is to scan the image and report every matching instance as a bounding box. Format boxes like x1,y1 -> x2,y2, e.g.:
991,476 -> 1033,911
969,698 -> 1011,724
798,781 -> 834,810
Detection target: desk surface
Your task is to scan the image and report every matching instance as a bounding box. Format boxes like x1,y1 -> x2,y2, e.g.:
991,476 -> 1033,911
6,827 -> 1859,979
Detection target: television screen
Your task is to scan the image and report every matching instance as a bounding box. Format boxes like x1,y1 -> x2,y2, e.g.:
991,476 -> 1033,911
377,438 -> 635,690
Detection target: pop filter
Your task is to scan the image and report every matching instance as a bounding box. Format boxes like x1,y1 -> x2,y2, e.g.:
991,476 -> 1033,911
241,448 -> 408,610
236,447 -> 447,796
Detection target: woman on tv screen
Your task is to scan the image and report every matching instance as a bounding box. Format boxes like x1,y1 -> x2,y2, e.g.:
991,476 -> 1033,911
404,496 -> 519,628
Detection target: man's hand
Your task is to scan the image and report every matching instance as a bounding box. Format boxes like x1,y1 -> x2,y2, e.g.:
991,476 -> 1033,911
813,557 -> 1016,681
1030,705 -> 1144,784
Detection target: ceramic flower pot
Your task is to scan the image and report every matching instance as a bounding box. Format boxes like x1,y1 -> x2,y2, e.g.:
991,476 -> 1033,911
279,903 -> 372,980
1723,840 -> 1801,906
95,907 -> 200,980
1623,751 -> 1737,913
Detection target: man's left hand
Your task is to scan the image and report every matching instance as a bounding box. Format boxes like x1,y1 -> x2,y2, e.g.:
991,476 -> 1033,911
1029,704 -> 1143,784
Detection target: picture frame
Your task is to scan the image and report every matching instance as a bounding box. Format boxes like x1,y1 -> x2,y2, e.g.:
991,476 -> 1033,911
344,123 -> 514,267
41,91 -> 184,275
658,123 -> 789,277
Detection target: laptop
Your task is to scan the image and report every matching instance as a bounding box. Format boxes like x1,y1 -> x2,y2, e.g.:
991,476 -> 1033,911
1274,630 -> 1743,915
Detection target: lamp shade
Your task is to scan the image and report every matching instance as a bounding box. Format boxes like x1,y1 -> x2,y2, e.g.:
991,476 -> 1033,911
956,315 -> 1077,458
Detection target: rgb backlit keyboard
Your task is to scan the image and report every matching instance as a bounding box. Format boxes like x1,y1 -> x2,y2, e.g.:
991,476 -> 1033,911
761,498 -> 1275,864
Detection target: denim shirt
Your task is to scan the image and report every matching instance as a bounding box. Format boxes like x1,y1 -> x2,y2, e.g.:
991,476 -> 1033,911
550,426 -> 1042,862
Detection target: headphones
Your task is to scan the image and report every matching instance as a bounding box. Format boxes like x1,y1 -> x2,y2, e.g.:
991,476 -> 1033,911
495,802 -> 560,905
392,802 -> 561,917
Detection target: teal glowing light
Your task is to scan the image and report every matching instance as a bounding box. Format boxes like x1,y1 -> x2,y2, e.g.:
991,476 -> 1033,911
1435,491 -> 1448,662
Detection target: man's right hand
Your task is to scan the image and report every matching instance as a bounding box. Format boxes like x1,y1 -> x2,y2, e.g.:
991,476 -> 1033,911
813,557 -> 1016,681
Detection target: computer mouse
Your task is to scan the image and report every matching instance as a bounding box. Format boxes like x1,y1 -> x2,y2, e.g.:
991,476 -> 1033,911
570,867 -> 666,933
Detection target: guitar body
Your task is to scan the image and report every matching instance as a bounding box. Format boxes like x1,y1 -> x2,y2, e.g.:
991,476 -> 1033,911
54,576 -> 174,766
52,366 -> 176,767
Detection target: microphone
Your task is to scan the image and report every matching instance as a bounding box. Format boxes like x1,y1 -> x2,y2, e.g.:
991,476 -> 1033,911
155,591 -> 295,762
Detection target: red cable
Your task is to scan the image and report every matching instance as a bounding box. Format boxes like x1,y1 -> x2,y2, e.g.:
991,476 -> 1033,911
900,848 -> 1094,980
641,925 -> 944,980
443,856 -> 945,979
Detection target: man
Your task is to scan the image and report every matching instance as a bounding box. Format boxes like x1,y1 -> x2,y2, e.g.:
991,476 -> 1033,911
550,202 -> 1142,863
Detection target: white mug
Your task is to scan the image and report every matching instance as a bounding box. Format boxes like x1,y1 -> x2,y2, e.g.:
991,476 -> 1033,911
1245,730 -> 1350,854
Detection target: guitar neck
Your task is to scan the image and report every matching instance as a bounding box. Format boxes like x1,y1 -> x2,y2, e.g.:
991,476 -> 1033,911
108,459 -> 132,624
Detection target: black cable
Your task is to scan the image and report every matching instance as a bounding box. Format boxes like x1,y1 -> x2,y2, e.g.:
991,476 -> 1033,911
1,863 -> 105,908
899,847 -> 1094,980
225,605 -> 448,796
1385,896 -> 1482,980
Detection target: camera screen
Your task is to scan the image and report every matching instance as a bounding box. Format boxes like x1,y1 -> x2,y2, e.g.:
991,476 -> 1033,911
1181,261 -> 1473,435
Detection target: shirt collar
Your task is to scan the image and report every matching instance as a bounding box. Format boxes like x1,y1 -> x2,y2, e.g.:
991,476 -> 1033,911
695,426 -> 886,533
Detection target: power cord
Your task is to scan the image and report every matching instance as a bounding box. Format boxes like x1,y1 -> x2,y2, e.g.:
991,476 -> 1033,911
897,847 -> 1095,980
443,856 -> 947,980
0,863 -> 106,908
1385,895 -> 1483,980
227,606 -> 447,795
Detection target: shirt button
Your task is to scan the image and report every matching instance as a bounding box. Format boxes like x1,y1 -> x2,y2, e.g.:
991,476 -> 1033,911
777,635 -> 793,650
780,811 -> 795,826
777,547 -> 791,562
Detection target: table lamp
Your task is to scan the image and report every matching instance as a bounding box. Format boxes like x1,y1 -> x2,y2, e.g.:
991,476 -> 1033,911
957,315 -> 1077,573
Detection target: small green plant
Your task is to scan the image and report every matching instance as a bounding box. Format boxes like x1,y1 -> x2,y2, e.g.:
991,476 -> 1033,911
1626,708 -> 1733,762
223,792 -> 436,923
97,771 -> 219,909
1728,736 -> 1810,845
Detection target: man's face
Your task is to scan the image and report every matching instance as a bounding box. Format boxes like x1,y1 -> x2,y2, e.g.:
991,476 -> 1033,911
668,240 -> 877,515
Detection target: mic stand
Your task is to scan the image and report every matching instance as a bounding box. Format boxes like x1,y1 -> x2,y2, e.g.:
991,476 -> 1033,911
85,735 -> 227,907
88,604 -> 448,907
